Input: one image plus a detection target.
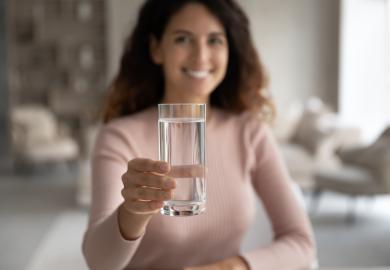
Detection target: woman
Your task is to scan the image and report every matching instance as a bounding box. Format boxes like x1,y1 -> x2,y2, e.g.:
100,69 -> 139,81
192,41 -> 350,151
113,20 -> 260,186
82,0 -> 316,269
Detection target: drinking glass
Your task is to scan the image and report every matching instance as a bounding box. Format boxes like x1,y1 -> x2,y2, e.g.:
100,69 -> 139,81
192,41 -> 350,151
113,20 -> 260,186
158,103 -> 206,216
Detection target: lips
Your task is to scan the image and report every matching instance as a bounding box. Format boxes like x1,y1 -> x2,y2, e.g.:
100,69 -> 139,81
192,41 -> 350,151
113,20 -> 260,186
183,68 -> 211,79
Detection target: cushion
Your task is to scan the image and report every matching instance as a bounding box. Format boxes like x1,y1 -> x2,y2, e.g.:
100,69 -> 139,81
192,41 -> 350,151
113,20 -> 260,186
338,126 -> 390,171
291,104 -> 335,154
273,101 -> 303,143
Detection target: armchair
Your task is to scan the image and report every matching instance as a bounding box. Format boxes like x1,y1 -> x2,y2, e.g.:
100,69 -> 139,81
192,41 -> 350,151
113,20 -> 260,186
311,126 -> 390,221
11,104 -> 79,169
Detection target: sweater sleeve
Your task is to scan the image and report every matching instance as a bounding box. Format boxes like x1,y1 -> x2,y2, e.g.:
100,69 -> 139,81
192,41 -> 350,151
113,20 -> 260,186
241,123 -> 316,270
82,123 -> 143,270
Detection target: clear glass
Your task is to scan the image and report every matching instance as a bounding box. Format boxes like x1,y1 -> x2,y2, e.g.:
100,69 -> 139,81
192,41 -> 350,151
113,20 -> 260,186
158,103 -> 206,216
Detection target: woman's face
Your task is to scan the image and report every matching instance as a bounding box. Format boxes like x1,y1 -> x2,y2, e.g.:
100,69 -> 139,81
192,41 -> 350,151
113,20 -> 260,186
151,3 -> 229,103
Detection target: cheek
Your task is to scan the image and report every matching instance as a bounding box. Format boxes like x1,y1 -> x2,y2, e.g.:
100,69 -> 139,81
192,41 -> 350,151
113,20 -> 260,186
216,50 -> 229,76
163,50 -> 186,74
215,48 -> 228,66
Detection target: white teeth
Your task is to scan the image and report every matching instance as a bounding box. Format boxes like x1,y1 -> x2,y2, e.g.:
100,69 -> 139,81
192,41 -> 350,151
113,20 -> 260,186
185,69 -> 210,79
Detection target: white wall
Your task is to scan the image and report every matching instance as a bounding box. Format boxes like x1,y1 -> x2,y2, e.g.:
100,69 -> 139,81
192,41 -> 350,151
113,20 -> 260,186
240,0 -> 340,111
105,0 -> 144,82
106,0 -> 340,111
339,0 -> 390,142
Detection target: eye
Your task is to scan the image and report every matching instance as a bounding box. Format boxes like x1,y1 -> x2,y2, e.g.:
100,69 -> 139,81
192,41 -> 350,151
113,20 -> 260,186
174,35 -> 191,45
208,36 -> 225,46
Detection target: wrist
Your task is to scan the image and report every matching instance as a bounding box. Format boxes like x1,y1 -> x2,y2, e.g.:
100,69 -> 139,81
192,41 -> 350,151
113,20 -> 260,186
118,203 -> 152,240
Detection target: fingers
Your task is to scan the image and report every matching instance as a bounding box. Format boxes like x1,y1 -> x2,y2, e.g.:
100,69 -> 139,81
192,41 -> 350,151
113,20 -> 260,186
121,186 -> 172,215
128,158 -> 170,174
122,159 -> 207,216
123,200 -> 163,214
122,186 -> 173,201
121,158 -> 174,215
168,164 -> 205,178
122,171 -> 176,189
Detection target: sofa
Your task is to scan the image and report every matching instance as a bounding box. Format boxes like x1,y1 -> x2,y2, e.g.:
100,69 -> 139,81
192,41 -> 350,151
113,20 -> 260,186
273,97 -> 361,191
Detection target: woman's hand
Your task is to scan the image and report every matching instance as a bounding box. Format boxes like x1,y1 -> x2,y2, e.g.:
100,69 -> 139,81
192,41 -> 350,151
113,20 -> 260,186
184,256 -> 249,270
118,158 -> 175,239
121,158 -> 175,214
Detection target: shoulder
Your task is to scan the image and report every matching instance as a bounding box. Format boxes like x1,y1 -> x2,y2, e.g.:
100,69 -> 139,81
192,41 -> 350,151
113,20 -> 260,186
97,107 -> 157,143
104,107 -> 157,134
218,109 -> 270,139
93,107 -> 157,160
211,108 -> 274,151
238,112 -> 274,152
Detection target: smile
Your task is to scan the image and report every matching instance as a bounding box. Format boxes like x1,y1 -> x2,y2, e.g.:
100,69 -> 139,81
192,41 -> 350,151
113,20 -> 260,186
183,68 -> 211,79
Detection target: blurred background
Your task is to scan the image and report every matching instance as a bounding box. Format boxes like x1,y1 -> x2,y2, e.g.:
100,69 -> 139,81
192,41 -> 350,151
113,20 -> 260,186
0,0 -> 389,269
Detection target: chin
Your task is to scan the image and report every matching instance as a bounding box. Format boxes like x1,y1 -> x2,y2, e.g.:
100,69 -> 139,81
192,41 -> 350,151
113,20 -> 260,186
191,84 -> 217,95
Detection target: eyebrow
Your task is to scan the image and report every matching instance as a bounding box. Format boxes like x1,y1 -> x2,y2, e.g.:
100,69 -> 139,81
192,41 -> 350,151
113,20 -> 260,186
171,29 -> 226,36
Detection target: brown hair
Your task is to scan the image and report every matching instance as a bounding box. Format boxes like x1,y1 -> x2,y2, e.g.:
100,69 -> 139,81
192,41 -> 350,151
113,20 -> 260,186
103,0 -> 275,123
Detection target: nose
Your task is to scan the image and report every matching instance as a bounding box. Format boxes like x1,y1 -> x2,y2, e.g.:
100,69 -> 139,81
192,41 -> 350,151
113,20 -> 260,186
191,40 -> 209,66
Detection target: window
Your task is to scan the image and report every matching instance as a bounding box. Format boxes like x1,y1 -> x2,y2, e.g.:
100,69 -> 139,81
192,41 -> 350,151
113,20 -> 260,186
339,0 -> 390,142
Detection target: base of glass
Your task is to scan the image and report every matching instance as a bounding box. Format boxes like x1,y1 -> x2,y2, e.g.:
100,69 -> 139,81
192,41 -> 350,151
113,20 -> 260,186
160,201 -> 205,216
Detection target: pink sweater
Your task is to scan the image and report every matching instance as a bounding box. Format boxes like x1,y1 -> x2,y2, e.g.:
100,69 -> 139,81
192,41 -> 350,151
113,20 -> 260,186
82,106 -> 315,270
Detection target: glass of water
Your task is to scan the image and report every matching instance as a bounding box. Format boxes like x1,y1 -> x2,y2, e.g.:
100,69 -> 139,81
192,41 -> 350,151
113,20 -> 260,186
158,103 -> 206,216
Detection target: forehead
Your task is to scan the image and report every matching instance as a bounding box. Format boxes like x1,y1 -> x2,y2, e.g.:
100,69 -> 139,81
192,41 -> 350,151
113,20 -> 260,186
164,3 -> 225,34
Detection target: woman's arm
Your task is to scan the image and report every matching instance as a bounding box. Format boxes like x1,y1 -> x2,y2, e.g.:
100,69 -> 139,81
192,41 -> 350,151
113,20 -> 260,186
82,126 -> 144,270
82,124 -> 177,270
241,124 -> 316,270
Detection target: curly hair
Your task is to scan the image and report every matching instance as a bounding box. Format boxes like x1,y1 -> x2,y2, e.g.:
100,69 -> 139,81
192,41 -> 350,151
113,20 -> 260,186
102,0 -> 275,123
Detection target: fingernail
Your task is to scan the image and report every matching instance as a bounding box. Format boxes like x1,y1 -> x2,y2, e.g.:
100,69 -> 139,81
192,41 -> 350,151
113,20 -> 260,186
164,179 -> 175,189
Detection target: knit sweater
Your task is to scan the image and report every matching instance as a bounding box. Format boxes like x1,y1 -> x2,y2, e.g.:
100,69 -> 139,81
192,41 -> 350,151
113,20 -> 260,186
82,106 -> 315,270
